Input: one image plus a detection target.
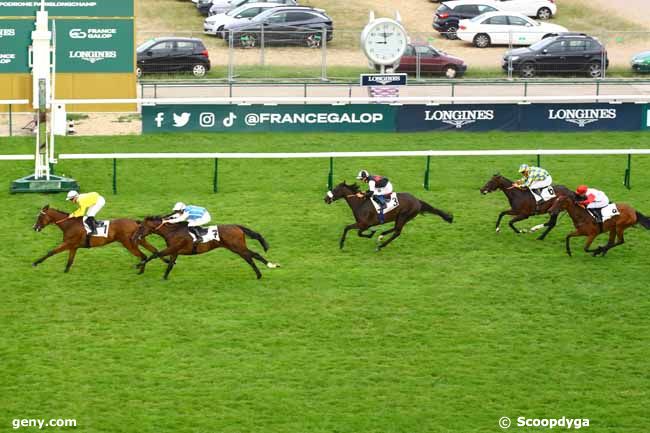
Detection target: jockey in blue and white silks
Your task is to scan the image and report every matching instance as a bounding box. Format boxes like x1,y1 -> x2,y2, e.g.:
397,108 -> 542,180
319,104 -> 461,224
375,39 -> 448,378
164,202 -> 212,242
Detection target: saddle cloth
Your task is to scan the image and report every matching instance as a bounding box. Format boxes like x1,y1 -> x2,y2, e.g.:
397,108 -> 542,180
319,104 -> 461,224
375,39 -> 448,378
82,217 -> 110,238
600,203 -> 620,222
531,186 -> 556,203
371,192 -> 399,214
189,225 -> 220,243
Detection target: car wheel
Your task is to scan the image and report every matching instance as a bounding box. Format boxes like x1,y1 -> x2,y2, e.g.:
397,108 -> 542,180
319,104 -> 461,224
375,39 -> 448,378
305,33 -> 323,48
537,7 -> 552,20
192,64 -> 207,77
136,67 -> 142,79
519,62 -> 536,78
588,61 -> 603,78
473,33 -> 491,48
444,25 -> 458,40
444,65 -> 458,78
239,32 -> 257,48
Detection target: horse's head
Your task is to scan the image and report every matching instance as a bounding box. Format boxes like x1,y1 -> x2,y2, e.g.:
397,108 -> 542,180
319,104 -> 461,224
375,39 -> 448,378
133,216 -> 163,242
33,205 -> 52,232
548,193 -> 572,215
480,174 -> 506,195
324,181 -> 360,204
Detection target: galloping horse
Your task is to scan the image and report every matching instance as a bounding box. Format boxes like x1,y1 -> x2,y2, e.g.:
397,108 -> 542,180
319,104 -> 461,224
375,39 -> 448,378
480,174 -> 570,240
32,205 -> 165,273
133,217 -> 279,280
548,191 -> 650,256
324,182 -> 453,250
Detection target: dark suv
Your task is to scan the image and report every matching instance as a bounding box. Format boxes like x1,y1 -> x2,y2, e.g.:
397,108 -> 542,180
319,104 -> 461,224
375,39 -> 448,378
502,33 -> 609,78
136,37 -> 211,78
433,1 -> 499,39
224,6 -> 333,48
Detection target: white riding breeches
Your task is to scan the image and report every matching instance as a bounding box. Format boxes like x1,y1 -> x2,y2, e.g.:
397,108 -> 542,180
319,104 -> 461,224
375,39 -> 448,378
587,199 -> 609,209
86,196 -> 105,217
528,176 -> 553,190
188,212 -> 211,227
373,182 -> 394,196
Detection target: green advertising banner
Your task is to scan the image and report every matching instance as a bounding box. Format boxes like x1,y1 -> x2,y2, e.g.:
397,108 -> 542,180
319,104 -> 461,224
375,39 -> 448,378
644,105 -> 650,130
143,105 -> 397,133
55,19 -> 134,72
0,0 -> 133,17
0,20 -> 33,73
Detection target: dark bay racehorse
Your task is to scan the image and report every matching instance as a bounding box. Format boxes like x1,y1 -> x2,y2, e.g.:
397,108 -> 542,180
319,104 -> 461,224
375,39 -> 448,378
324,182 -> 453,250
32,205 -> 165,273
480,174 -> 570,240
549,191 -> 650,256
133,217 -> 279,280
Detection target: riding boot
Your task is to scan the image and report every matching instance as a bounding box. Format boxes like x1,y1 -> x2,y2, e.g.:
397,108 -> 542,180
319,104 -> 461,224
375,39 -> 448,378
190,227 -> 203,245
593,208 -> 603,223
86,216 -> 97,235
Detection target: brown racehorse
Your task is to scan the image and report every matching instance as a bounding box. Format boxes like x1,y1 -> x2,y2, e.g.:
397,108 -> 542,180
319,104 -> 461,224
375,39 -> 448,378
480,174 -> 571,240
32,205 -> 165,273
323,182 -> 453,251
548,191 -> 650,256
133,216 -> 279,280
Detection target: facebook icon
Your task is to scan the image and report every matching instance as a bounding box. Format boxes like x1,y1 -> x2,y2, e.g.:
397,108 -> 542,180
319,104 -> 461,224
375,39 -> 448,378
154,112 -> 165,128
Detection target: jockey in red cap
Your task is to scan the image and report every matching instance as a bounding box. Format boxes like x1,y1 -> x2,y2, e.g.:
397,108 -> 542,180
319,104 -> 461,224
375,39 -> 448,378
575,185 -> 610,223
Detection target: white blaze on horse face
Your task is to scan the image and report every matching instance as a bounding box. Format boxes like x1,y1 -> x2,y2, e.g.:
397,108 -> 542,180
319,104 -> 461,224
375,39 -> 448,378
327,191 -> 334,199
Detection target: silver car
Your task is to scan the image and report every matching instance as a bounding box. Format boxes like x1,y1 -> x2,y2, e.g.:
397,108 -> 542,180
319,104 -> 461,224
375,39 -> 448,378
209,0 -> 297,16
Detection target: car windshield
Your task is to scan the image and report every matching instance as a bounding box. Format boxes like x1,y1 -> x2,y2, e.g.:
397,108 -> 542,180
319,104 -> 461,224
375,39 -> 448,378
529,37 -> 555,51
252,8 -> 276,21
470,14 -> 487,23
136,39 -> 158,53
227,3 -> 251,16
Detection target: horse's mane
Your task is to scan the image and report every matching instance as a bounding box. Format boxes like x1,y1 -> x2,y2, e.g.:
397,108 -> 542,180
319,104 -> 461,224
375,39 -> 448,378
493,173 -> 514,184
343,182 -> 360,192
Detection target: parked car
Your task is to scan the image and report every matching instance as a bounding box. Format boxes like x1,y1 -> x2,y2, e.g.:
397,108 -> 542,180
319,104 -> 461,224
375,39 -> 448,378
433,1 -> 501,40
393,43 -> 467,77
631,51 -> 650,73
502,33 -> 608,78
196,0 -> 214,16
204,2 -> 281,36
490,0 -> 556,19
210,0 -> 296,16
136,37 -> 211,78
457,11 -> 567,48
223,6 -> 333,48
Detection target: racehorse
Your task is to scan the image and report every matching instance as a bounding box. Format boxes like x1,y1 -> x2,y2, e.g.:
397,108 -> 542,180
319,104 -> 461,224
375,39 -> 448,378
133,216 -> 279,280
480,174 -> 570,240
32,205 -> 166,273
548,191 -> 650,256
324,182 -> 453,250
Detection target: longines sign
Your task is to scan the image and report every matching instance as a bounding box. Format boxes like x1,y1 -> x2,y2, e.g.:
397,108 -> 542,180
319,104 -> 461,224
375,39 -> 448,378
360,73 -> 407,86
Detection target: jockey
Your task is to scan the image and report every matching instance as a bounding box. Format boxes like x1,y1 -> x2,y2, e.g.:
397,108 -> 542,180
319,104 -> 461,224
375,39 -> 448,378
356,169 -> 393,222
576,185 -> 609,223
164,202 -> 211,244
66,190 -> 105,235
514,164 -> 553,203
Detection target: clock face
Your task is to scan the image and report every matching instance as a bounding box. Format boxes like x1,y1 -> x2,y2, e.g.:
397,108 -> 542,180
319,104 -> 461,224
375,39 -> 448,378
362,19 -> 408,66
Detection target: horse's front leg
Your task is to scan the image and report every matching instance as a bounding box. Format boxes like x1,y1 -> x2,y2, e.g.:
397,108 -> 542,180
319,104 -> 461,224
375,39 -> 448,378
340,223 -> 365,249
144,244 -> 182,263
508,215 -> 530,234
357,228 -> 377,239
565,230 -> 581,257
495,210 -> 514,233
33,242 -> 70,267
163,255 -> 178,280
64,248 -> 78,273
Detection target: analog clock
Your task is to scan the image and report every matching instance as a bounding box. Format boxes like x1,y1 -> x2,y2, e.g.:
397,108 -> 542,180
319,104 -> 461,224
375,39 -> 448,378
360,18 -> 408,66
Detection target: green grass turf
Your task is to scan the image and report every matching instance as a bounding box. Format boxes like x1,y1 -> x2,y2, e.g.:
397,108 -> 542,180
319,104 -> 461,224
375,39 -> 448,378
1,131 -> 649,433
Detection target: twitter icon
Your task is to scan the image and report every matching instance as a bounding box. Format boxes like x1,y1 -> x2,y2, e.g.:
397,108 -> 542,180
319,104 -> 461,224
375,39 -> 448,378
173,112 -> 191,128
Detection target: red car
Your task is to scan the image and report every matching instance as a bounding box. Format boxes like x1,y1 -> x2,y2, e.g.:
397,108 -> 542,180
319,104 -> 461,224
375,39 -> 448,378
394,43 -> 467,78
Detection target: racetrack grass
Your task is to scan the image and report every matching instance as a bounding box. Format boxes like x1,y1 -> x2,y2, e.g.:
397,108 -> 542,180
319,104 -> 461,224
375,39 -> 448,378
1,131 -> 649,433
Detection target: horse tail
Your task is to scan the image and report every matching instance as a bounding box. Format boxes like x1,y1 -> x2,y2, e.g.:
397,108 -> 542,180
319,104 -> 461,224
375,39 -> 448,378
635,212 -> 650,229
237,225 -> 269,252
419,200 -> 453,224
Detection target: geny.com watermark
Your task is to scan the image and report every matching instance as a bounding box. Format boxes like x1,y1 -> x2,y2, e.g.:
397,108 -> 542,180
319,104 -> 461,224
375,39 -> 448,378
12,418 -> 76,430
499,416 -> 590,429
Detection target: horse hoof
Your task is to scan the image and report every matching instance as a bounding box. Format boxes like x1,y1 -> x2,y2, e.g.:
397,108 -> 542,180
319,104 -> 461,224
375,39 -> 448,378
495,228 -> 500,233
378,235 -> 384,241
32,262 -> 38,267
375,247 -> 381,252
267,262 -> 279,269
